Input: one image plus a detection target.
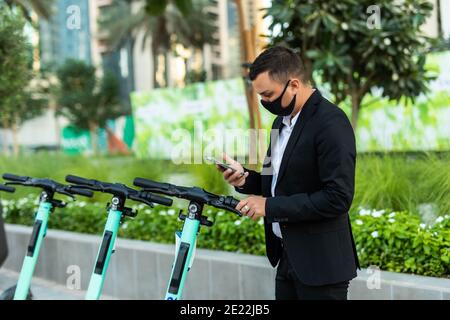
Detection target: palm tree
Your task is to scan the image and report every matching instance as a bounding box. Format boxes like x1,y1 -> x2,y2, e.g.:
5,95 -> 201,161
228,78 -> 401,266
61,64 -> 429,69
4,0 -> 53,22
98,0 -> 214,88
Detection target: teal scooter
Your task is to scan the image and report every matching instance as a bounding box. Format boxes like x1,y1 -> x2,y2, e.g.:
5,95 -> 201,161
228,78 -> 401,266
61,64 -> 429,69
65,175 -> 173,300
0,173 -> 93,300
0,184 -> 15,267
133,177 -> 242,300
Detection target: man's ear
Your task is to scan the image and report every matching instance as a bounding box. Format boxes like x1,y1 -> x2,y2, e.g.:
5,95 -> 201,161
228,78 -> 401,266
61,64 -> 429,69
290,78 -> 303,93
290,78 -> 302,91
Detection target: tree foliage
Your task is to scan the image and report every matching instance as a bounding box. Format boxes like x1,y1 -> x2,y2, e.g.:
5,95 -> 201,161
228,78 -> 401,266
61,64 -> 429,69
266,0 -> 435,127
0,6 -> 46,154
55,59 -> 124,153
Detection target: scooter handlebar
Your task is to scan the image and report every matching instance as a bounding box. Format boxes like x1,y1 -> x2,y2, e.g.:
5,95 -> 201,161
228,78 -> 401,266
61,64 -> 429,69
67,187 -> 94,198
0,184 -> 15,193
133,178 -> 171,192
2,173 -> 29,182
65,175 -> 95,186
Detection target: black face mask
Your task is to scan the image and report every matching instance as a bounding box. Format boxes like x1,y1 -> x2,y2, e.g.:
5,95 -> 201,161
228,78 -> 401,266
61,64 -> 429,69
260,80 -> 296,116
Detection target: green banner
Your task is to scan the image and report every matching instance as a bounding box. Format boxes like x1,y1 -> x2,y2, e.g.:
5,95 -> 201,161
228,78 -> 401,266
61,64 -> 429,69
131,52 -> 450,159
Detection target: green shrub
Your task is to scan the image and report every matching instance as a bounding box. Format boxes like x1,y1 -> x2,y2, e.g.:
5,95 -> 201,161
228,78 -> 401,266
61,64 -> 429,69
353,153 -> 450,216
350,207 -> 450,278
0,153 -> 169,203
1,194 -> 265,255
1,152 -> 449,216
1,152 -> 449,278
0,153 -> 231,203
415,155 -> 450,216
2,196 -> 449,278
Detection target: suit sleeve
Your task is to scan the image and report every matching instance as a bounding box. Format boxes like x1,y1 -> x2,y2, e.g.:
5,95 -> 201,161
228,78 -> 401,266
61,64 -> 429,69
234,169 -> 262,195
265,109 -> 356,222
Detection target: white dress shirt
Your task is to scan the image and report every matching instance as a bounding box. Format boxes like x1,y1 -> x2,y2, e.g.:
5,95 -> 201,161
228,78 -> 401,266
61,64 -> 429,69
270,110 -> 301,238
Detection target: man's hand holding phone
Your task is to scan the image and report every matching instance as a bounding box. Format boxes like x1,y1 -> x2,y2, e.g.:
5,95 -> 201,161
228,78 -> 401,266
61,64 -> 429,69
211,154 -> 249,187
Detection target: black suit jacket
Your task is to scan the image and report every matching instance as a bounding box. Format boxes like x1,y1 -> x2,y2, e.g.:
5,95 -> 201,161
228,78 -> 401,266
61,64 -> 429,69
236,89 -> 360,286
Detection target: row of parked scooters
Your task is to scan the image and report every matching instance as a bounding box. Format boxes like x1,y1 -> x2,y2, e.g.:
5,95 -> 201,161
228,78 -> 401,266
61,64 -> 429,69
0,173 -> 241,300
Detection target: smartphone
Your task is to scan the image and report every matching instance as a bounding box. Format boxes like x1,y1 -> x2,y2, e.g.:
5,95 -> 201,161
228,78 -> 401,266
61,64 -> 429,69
204,156 -> 236,172
205,156 -> 246,179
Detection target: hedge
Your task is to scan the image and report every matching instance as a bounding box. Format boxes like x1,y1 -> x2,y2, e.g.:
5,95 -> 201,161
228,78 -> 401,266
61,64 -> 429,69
2,195 -> 449,278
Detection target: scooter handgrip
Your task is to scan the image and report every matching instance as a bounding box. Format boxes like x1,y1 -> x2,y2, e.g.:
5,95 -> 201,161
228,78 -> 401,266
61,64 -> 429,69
148,193 -> 173,206
2,173 -> 29,182
65,175 -> 94,186
133,177 -> 170,191
0,184 -> 15,193
69,187 -> 94,198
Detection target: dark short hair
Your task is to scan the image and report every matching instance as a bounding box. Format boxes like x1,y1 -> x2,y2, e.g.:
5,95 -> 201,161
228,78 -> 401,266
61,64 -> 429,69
249,46 -> 308,84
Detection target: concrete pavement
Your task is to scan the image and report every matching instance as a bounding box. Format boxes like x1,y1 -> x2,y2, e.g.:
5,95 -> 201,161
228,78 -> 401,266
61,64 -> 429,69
0,268 -> 117,300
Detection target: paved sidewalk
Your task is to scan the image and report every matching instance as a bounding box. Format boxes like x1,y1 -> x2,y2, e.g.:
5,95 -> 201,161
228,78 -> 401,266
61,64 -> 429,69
0,269 -> 117,300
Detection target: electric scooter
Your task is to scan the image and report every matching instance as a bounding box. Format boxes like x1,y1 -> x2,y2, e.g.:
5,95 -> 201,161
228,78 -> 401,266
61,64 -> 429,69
0,173 -> 93,300
65,175 -> 174,300
133,177 -> 242,300
0,184 -> 15,267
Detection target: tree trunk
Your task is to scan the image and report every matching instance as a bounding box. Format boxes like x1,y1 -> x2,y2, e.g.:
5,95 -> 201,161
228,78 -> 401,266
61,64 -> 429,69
151,45 -> 159,89
1,136 -> 8,155
11,121 -> 20,157
437,0 -> 443,38
1,118 -> 10,155
303,56 -> 315,86
49,98 -> 61,150
351,93 -> 361,131
165,52 -> 172,87
235,0 -> 265,167
89,122 -> 99,155
105,125 -> 130,155
244,85 -> 257,164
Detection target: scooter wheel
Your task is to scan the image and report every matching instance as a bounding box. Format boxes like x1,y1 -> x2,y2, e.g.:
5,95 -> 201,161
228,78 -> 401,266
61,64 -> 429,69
0,285 -> 33,300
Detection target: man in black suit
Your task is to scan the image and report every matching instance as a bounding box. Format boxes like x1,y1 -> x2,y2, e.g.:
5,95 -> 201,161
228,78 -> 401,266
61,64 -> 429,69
219,46 -> 360,300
